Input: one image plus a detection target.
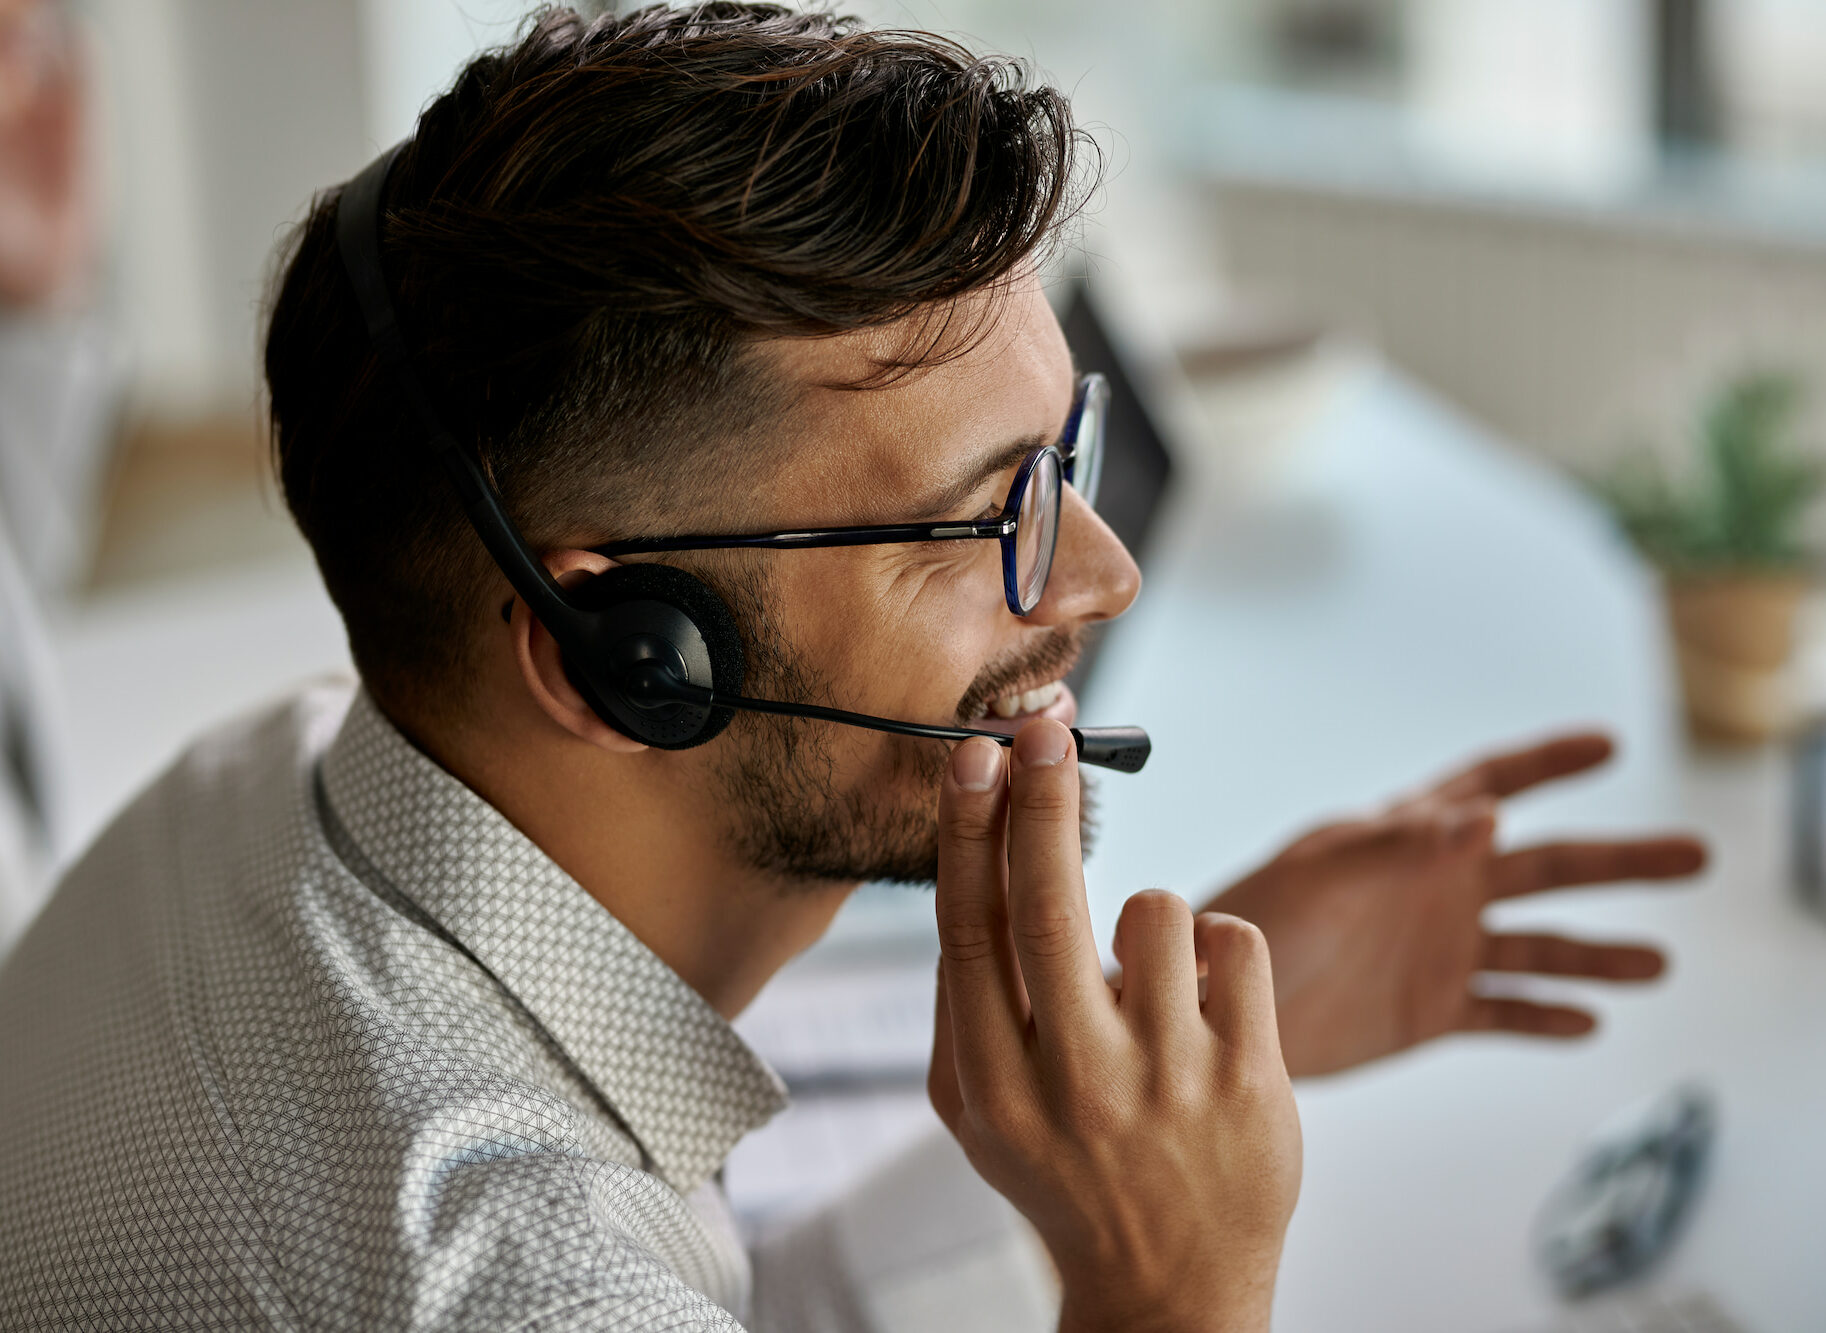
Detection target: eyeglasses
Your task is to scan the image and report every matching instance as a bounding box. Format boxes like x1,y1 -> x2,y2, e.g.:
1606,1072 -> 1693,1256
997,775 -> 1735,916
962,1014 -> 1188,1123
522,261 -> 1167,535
593,372 -> 1108,616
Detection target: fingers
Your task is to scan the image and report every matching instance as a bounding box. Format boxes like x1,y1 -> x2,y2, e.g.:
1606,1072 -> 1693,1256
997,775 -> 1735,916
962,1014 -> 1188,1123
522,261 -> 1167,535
1463,928 -> 1668,1044
1482,932 -> 1666,981
1428,732 -> 1614,802
1004,720 -> 1115,1041
1113,891 -> 1199,1034
1461,995 -> 1597,1038
1195,913 -> 1281,1059
1489,836 -> 1707,900
935,736 -> 1026,1071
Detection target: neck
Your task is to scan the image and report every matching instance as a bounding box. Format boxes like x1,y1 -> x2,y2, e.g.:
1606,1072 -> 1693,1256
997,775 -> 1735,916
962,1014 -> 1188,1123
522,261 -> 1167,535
411,698 -> 853,1020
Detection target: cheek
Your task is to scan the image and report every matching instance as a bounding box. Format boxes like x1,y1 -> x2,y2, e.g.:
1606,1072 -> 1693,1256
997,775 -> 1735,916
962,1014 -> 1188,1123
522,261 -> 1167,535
779,548 -> 1005,711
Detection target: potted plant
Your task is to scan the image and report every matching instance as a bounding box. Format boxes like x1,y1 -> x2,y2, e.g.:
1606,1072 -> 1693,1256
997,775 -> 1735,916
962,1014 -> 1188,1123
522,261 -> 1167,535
1594,372 -> 1820,743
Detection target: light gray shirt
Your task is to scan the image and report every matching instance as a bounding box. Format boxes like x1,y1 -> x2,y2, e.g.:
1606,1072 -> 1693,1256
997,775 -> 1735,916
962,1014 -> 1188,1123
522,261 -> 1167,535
0,683 -> 792,1330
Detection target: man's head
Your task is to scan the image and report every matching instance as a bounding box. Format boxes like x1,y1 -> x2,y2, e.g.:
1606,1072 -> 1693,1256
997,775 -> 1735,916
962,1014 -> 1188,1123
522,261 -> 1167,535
266,3 -> 1139,890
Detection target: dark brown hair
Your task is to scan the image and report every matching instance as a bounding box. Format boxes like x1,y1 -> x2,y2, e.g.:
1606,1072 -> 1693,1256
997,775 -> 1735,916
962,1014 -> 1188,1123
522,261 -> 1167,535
265,3 -> 1090,720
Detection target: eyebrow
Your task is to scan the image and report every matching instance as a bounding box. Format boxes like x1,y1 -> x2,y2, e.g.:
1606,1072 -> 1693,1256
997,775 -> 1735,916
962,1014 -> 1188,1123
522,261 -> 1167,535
906,431 -> 1049,523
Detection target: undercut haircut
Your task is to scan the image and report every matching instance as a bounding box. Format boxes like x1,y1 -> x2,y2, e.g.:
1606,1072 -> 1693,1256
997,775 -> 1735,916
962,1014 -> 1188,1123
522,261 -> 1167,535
264,3 -> 1090,722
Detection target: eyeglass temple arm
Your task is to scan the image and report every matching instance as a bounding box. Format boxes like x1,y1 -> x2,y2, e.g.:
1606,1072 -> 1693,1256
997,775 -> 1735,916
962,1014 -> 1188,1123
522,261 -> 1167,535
594,518 -> 1015,558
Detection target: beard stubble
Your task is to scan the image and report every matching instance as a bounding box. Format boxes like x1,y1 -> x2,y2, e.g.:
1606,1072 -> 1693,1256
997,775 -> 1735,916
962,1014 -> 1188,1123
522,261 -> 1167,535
707,565 -> 1098,890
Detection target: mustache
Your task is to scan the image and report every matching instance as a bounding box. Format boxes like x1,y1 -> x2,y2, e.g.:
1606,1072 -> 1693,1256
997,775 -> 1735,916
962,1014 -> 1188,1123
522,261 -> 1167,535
954,630 -> 1083,724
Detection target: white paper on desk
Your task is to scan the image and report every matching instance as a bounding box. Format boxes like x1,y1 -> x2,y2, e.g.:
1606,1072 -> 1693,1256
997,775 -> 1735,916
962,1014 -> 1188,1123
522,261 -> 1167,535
750,1127 -> 1057,1333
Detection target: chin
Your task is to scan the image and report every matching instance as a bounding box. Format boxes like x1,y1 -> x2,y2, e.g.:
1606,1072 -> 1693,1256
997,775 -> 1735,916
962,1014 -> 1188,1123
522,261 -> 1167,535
716,715 -> 1099,892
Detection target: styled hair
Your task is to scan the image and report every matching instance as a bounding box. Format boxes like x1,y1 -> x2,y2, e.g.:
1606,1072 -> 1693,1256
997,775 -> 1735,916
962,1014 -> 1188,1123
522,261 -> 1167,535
264,3 -> 1090,720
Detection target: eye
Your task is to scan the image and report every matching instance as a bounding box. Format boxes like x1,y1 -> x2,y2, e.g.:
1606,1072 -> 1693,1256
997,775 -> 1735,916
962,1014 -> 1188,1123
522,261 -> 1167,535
974,466 -> 1028,522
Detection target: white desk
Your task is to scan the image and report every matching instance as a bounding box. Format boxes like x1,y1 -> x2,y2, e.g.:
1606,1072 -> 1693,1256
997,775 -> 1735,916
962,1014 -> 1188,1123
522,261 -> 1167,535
1072,362 -> 1825,1333
47,364 -> 1826,1331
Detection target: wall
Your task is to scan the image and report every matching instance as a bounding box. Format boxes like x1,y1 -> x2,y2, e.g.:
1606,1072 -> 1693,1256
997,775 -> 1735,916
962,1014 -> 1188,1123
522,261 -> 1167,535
1207,176 -> 1826,476
82,0 -> 530,425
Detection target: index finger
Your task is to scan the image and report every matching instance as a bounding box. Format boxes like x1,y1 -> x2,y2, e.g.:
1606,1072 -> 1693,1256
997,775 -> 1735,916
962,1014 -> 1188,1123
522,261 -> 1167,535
1004,720 -> 1117,1043
935,736 -> 1027,1071
1425,732 -> 1615,802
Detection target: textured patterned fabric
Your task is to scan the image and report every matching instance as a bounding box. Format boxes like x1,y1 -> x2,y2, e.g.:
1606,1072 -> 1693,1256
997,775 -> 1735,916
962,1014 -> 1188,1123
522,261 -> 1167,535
0,682 -> 790,1330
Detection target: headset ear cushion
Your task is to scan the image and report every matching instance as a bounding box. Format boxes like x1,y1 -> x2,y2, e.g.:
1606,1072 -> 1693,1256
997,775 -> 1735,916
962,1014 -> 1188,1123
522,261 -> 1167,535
566,562 -> 747,747
575,562 -> 747,692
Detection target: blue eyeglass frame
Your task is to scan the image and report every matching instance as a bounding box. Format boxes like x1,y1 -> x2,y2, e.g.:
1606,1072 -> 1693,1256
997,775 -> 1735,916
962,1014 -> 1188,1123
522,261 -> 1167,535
592,372 -> 1108,617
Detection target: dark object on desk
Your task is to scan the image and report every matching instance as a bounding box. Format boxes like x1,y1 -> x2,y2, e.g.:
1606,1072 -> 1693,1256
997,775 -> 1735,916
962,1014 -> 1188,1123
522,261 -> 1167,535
1056,281 -> 1176,697
1534,1084 -> 1717,1299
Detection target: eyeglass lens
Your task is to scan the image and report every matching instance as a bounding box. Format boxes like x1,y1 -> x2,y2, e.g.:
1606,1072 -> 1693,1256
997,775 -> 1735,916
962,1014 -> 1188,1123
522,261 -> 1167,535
1014,449 -> 1063,613
1069,374 -> 1108,509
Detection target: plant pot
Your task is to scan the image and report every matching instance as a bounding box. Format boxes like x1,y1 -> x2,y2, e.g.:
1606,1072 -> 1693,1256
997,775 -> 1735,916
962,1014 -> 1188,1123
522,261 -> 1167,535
1664,572 -> 1811,744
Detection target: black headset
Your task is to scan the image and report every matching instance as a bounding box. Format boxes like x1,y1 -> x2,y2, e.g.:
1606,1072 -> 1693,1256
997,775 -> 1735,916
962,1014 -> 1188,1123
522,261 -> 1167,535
333,144 -> 1149,773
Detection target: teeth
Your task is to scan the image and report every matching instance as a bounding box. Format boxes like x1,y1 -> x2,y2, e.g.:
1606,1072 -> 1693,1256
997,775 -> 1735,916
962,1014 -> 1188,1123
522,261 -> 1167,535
987,680 -> 1062,719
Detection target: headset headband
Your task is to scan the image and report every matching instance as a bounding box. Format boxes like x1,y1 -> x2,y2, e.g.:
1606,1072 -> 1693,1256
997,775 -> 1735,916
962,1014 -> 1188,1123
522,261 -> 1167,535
334,144 -> 583,640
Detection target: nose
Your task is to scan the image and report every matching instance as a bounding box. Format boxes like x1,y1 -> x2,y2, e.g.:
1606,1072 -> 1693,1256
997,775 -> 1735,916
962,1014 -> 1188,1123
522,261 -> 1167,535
1026,484 -> 1141,629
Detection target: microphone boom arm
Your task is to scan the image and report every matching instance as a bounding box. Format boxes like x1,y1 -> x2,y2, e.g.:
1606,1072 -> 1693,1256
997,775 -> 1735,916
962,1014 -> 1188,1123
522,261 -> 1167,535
636,669 -> 1150,774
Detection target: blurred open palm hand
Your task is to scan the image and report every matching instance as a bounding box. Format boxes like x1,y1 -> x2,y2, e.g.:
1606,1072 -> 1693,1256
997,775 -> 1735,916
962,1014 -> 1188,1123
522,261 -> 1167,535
1205,734 -> 1707,1078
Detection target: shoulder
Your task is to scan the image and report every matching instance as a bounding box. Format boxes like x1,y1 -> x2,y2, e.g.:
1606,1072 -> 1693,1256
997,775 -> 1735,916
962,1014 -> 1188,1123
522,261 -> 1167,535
3,678 -> 354,969
143,675 -> 356,816
58,676 -> 354,870
340,1152 -> 753,1331
0,679 -> 752,1328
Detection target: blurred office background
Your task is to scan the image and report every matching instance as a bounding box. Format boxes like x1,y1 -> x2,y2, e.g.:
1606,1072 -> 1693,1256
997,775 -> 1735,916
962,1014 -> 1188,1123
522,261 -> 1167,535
19,0 -> 1826,595
5,2 -> 1826,1330
68,0 -> 1826,493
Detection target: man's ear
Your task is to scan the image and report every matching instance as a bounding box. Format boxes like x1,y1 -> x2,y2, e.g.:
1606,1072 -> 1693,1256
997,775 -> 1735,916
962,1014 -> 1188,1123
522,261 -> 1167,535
510,549 -> 650,754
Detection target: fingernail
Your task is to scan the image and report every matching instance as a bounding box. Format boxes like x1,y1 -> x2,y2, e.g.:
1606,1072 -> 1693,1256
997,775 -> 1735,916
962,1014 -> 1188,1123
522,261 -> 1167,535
951,737 -> 1003,791
1014,720 -> 1071,769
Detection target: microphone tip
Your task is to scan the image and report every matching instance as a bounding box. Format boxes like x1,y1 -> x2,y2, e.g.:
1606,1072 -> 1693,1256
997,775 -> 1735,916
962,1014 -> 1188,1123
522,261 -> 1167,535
1072,726 -> 1151,774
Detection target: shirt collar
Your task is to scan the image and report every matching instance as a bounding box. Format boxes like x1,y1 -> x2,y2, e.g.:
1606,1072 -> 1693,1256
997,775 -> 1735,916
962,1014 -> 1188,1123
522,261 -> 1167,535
318,689 -> 787,1193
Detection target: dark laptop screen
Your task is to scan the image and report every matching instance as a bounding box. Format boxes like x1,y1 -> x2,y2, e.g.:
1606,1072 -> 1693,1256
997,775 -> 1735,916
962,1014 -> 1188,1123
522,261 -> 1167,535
1057,280 -> 1176,695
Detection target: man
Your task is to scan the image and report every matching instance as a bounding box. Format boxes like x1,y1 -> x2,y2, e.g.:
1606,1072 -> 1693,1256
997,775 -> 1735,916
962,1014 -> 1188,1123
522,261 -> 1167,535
0,6 -> 1703,1329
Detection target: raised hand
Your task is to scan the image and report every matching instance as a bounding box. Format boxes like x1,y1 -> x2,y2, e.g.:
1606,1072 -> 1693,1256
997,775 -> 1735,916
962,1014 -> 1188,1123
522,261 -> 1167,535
929,721 -> 1302,1333
1205,732 -> 1707,1078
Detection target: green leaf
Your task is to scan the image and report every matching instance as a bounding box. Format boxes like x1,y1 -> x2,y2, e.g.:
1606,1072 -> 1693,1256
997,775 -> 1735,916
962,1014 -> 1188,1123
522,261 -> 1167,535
1593,370 -> 1818,572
